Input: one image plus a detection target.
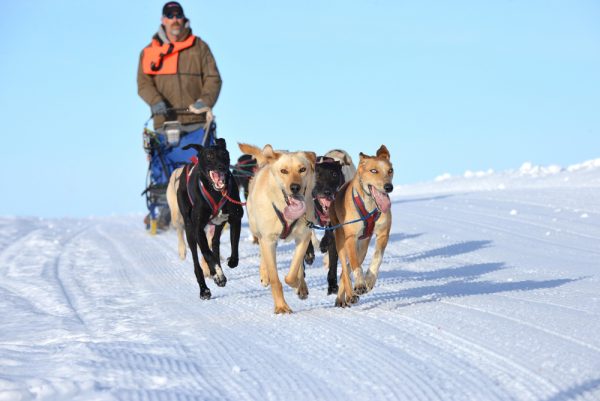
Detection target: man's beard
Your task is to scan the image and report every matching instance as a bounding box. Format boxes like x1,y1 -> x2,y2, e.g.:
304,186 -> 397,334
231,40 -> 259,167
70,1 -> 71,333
170,23 -> 181,37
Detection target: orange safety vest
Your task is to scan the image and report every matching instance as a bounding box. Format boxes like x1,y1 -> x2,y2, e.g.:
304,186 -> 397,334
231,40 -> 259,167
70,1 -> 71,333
142,35 -> 196,75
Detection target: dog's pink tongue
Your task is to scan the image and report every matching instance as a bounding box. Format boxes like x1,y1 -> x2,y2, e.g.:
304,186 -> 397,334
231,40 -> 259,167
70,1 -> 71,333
210,171 -> 225,189
284,197 -> 306,221
372,189 -> 391,213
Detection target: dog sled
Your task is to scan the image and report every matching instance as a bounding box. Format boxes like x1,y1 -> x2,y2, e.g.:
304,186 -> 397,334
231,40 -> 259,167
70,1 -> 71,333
141,107 -> 217,234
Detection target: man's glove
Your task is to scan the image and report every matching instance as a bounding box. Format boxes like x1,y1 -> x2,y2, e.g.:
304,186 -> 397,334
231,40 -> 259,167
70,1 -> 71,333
188,99 -> 208,114
151,101 -> 168,116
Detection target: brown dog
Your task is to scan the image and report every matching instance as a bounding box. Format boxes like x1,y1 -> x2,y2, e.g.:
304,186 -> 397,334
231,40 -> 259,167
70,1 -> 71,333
330,145 -> 394,307
239,143 -> 316,314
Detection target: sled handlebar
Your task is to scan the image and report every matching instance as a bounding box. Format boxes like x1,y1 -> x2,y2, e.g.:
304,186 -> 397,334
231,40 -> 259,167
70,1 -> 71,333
150,106 -> 207,118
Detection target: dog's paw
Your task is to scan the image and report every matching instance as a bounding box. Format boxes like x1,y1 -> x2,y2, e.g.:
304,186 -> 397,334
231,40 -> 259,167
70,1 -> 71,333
199,288 -> 212,300
296,282 -> 309,300
227,256 -> 239,268
335,297 -> 350,308
365,271 -> 377,292
213,274 -> 227,288
354,283 -> 368,295
274,304 -> 293,314
327,283 -> 339,295
304,249 -> 315,266
348,294 -> 360,304
319,237 -> 331,253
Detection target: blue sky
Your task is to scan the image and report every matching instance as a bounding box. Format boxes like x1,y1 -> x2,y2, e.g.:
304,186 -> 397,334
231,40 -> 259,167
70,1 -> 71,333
1,0 -> 599,217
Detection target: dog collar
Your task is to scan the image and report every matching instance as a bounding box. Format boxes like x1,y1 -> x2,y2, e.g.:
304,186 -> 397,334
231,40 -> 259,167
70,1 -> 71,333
352,187 -> 381,239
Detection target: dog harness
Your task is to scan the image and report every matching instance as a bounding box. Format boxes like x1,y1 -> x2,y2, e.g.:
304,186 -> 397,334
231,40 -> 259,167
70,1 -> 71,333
272,203 -> 299,240
352,188 -> 381,240
142,35 -> 196,75
185,163 -> 230,221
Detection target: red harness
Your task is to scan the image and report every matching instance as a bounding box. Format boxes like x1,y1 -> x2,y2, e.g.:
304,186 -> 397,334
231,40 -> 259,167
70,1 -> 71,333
185,161 -> 229,220
352,188 -> 381,239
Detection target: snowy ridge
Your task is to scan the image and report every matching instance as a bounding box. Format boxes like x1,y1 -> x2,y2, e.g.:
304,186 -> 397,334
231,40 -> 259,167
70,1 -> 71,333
400,158 -> 600,197
1,160 -> 599,400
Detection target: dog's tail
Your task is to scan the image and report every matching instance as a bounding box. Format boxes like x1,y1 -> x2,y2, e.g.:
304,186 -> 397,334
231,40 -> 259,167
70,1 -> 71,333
182,144 -> 203,154
238,143 -> 280,166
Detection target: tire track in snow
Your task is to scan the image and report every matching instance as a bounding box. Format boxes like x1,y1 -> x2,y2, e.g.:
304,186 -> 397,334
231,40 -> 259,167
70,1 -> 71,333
90,221 -> 336,401
353,311 -> 515,401
494,293 -> 600,317
98,220 -> 446,401
443,199 -> 600,244
0,220 -> 93,327
403,201 -> 600,256
441,300 -> 600,354
76,225 -> 238,400
396,313 -> 560,399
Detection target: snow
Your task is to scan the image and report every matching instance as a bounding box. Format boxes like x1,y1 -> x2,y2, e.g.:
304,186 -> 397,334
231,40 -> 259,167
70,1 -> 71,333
1,160 -> 600,401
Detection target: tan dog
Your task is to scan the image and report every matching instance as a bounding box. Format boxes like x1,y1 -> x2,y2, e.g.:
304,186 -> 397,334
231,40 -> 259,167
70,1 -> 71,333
167,167 -> 187,260
330,145 -> 394,307
239,143 -> 316,314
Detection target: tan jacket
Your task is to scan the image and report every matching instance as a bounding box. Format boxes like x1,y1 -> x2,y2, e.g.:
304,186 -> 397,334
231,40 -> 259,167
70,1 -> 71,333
137,25 -> 222,129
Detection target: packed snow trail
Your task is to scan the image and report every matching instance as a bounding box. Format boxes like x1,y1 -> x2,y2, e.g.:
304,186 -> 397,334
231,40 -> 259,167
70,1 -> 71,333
1,167 -> 599,400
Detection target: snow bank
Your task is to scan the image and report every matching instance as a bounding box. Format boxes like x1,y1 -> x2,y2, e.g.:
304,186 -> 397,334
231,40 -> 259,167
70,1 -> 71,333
398,158 -> 600,197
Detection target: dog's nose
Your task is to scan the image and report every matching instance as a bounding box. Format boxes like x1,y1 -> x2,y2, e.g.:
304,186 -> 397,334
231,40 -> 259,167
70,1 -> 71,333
384,183 -> 394,193
323,189 -> 332,197
290,183 -> 301,194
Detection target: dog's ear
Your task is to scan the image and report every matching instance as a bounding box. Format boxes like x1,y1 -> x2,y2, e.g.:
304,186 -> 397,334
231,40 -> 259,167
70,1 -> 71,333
216,138 -> 227,149
183,144 -> 203,154
376,145 -> 390,160
358,152 -> 373,169
239,143 -> 261,157
239,143 -> 272,165
262,144 -> 281,163
303,151 -> 317,170
342,153 -> 353,167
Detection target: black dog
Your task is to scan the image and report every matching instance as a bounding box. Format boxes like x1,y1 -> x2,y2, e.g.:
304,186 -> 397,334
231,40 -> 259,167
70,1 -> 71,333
177,138 -> 244,300
233,154 -> 257,200
305,156 -> 345,295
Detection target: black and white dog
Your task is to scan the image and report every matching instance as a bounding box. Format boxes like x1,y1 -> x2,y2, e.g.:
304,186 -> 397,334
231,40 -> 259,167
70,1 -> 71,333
168,138 -> 244,300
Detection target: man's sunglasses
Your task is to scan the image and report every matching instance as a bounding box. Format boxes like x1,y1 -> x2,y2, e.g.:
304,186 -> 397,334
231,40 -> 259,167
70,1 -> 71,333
165,13 -> 184,19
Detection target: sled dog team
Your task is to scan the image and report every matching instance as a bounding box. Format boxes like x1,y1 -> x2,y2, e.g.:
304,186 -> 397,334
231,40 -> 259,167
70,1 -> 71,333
166,140 -> 394,314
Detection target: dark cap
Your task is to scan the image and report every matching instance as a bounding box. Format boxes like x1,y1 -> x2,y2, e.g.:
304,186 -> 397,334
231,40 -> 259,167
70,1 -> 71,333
162,2 -> 184,17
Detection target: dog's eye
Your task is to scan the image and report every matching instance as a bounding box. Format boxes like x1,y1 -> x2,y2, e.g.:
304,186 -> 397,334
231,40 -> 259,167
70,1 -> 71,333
280,169 -> 289,174
370,169 -> 378,174
299,167 -> 307,173
389,168 -> 394,174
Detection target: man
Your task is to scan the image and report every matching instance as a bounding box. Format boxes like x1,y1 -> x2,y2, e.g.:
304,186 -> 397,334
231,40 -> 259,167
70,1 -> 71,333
138,1 -> 222,230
